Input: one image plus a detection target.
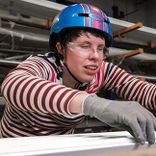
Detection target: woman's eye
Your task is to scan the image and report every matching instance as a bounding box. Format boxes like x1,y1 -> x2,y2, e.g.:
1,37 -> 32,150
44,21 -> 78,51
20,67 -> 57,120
81,45 -> 90,49
98,47 -> 104,51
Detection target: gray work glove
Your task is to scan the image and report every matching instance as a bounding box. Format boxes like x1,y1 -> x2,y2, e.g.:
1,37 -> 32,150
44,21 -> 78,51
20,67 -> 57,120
83,94 -> 156,144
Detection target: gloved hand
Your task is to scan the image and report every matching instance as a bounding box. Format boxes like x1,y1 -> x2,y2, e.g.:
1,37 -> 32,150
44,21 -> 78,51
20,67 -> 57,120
83,94 -> 156,144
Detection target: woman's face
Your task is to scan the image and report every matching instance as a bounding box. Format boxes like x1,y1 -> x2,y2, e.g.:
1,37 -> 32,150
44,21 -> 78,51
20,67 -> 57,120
63,32 -> 105,83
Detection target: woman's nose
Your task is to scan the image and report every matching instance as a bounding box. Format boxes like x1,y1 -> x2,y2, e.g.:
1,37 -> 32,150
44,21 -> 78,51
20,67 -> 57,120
89,48 -> 100,59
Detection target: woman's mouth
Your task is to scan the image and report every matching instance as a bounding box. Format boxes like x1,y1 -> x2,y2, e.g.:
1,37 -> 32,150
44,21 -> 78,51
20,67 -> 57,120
84,65 -> 98,74
85,65 -> 98,70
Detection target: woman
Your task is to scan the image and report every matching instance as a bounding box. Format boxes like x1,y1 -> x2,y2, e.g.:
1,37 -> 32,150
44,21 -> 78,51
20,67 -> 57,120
0,3 -> 156,145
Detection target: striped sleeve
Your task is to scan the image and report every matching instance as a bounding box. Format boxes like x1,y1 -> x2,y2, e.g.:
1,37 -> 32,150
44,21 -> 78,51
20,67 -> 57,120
103,63 -> 156,110
1,56 -> 81,116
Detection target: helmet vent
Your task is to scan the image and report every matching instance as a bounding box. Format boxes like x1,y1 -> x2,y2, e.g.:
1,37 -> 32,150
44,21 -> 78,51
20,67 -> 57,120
78,13 -> 89,17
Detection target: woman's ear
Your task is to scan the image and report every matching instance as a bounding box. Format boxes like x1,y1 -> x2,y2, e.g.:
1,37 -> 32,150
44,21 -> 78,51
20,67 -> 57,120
56,42 -> 64,55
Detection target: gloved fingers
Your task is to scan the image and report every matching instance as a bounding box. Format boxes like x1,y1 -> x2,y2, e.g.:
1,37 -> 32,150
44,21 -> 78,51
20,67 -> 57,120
127,119 -> 145,144
150,114 -> 156,130
145,119 -> 155,144
137,105 -> 156,140
137,111 -> 156,144
137,117 -> 146,140
153,118 -> 156,130
142,108 -> 156,131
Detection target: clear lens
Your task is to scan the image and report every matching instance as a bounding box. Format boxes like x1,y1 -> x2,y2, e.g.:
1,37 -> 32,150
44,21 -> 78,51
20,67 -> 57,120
67,42 -> 105,60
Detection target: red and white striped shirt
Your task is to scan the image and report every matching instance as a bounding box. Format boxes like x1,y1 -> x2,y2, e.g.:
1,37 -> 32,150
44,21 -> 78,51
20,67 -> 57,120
0,52 -> 156,137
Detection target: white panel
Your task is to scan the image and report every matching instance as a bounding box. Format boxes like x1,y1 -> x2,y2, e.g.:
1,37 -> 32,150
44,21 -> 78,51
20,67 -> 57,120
0,131 -> 156,156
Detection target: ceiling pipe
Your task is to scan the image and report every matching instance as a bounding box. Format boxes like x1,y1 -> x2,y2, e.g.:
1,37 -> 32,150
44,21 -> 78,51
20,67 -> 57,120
0,27 -> 48,43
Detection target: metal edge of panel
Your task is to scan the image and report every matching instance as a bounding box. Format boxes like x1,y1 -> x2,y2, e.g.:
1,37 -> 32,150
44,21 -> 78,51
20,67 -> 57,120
0,131 -> 156,156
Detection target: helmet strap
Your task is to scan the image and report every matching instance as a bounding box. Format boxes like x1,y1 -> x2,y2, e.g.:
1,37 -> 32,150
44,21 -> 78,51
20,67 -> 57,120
64,63 -> 82,84
64,63 -> 88,90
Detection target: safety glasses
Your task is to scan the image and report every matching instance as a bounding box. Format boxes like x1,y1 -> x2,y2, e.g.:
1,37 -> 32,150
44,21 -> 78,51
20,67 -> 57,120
67,42 -> 107,60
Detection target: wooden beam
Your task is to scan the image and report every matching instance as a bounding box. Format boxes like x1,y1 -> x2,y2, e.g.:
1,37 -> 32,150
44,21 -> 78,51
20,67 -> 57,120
121,48 -> 144,59
107,48 -> 144,65
113,22 -> 143,38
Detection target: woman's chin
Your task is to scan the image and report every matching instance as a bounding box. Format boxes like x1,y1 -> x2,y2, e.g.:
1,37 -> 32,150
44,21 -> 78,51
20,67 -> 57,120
80,75 -> 95,83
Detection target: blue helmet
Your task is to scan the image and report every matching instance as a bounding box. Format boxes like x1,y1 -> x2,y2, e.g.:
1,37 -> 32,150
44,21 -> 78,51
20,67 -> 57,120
49,3 -> 112,50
